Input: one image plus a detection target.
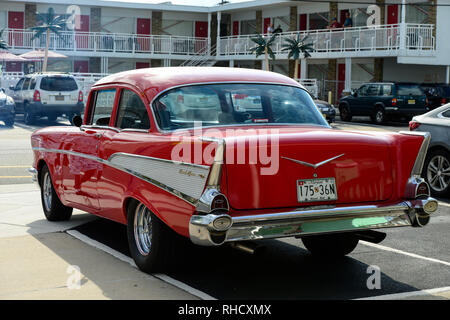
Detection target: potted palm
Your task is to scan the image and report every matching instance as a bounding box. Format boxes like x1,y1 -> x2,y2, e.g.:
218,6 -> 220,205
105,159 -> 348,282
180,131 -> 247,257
282,33 -> 313,79
249,33 -> 277,71
30,8 -> 66,72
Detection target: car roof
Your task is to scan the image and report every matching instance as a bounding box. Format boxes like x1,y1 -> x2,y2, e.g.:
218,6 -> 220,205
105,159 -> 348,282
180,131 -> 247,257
92,67 -> 303,101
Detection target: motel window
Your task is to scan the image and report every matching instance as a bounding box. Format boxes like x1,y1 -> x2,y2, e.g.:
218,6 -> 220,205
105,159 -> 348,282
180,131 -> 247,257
309,12 -> 329,30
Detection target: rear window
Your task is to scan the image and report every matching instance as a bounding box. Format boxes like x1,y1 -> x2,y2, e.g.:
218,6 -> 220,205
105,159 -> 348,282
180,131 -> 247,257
396,84 -> 424,96
40,76 -> 78,91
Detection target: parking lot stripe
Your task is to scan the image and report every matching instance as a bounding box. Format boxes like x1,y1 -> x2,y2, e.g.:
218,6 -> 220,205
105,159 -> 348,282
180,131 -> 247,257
66,230 -> 217,300
0,166 -> 29,168
0,176 -> 30,178
360,241 -> 450,267
355,286 -> 450,300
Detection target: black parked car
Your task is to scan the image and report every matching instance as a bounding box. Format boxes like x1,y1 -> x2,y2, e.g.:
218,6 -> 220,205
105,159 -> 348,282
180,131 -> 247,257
0,88 -> 15,127
420,83 -> 450,110
314,99 -> 336,123
338,82 -> 428,124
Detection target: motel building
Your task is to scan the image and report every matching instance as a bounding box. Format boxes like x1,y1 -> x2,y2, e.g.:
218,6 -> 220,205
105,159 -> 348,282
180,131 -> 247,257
0,0 -> 449,103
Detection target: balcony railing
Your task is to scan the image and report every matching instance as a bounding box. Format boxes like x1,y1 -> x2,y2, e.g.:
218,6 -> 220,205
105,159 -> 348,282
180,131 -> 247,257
2,29 -> 209,56
219,23 -> 435,56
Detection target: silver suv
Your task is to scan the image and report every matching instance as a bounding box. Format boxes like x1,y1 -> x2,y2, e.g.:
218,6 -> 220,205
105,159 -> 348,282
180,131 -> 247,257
10,73 -> 84,125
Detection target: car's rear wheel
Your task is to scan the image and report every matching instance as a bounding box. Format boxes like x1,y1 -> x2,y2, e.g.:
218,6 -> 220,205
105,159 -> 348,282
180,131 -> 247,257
40,165 -> 73,221
127,200 -> 180,273
301,233 -> 359,258
371,107 -> 386,124
24,106 -> 36,125
423,149 -> 450,197
339,104 -> 352,122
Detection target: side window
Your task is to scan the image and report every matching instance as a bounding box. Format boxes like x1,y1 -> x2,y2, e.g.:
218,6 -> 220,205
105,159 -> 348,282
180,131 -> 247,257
382,85 -> 392,96
89,89 -> 116,126
358,85 -> 368,96
22,78 -> 31,90
30,77 -> 37,90
441,109 -> 450,118
367,84 -> 380,96
115,89 -> 150,130
15,78 -> 25,91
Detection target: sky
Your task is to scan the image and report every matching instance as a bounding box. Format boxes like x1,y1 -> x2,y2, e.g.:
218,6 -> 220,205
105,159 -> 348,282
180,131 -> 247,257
110,0 -> 252,7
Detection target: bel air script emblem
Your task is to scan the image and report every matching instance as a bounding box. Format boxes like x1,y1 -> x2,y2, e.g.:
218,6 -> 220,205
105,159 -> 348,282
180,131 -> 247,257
282,154 -> 345,169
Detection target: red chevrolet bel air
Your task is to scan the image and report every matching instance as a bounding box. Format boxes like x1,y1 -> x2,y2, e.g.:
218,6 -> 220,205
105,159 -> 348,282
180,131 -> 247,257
30,67 -> 438,273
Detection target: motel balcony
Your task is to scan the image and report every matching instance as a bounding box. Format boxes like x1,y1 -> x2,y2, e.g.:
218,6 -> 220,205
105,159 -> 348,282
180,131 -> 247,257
217,23 -> 436,60
1,29 -> 209,59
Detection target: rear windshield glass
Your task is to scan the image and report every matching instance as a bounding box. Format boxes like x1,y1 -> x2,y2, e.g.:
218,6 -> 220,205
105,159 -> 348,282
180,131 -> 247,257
396,84 -> 424,96
153,83 -> 328,130
40,76 -> 78,91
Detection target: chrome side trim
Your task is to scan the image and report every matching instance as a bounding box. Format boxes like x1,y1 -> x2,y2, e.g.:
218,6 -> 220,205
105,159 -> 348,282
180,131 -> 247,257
32,147 -> 210,206
189,198 -> 437,246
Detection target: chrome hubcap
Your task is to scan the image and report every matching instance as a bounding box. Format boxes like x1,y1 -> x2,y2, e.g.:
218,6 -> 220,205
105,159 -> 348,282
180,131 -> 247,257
376,111 -> 383,122
43,172 -> 52,211
427,155 -> 450,192
133,203 -> 152,256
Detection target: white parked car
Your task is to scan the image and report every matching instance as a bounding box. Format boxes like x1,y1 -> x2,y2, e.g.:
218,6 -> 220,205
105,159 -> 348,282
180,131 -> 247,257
10,73 -> 85,125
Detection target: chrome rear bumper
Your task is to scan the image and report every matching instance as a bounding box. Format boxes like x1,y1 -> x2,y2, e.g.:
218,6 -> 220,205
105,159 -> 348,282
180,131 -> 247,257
189,198 -> 438,246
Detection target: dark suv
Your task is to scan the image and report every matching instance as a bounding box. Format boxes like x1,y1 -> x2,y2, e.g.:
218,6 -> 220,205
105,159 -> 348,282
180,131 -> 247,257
420,83 -> 450,110
338,82 -> 428,124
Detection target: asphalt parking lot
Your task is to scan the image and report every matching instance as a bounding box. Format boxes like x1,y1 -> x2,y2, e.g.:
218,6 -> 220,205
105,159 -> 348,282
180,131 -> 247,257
0,114 -> 449,300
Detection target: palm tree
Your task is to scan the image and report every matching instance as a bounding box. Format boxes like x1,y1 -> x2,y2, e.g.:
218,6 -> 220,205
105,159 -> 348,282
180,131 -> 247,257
282,34 -> 314,79
249,33 -> 277,71
30,8 -> 66,72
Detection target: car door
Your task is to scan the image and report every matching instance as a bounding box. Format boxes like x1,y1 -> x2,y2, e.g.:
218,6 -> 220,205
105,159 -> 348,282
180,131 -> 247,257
96,87 -> 153,222
61,88 -> 117,210
12,78 -> 24,112
361,83 -> 380,116
351,84 -> 368,115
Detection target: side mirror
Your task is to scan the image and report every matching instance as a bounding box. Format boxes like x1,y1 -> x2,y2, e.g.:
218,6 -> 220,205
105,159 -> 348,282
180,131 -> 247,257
352,91 -> 358,97
9,85 -> 15,91
72,115 -> 83,127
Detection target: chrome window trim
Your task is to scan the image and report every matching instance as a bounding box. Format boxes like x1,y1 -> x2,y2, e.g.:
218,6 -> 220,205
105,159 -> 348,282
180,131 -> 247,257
32,147 -> 210,206
81,125 -> 121,133
147,81 -> 329,134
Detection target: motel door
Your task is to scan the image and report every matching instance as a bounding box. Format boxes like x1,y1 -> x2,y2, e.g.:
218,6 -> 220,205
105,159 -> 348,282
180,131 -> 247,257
74,60 -> 89,73
195,21 -> 208,53
299,14 -> 307,31
136,18 -> 151,52
8,11 -> 24,47
75,15 -> 90,49
263,18 -> 271,34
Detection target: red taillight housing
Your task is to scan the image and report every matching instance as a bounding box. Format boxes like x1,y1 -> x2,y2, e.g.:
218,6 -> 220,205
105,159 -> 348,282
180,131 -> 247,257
33,90 -> 41,102
391,98 -> 397,106
409,121 -> 421,131
78,90 -> 83,102
441,98 -> 447,105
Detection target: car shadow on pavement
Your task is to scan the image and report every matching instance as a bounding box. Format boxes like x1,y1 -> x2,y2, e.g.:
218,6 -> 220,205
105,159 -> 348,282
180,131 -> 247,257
35,217 -> 422,300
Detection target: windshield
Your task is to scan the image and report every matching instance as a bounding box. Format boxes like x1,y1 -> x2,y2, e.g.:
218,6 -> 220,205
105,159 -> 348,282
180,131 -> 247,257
153,84 -> 328,130
40,76 -> 78,91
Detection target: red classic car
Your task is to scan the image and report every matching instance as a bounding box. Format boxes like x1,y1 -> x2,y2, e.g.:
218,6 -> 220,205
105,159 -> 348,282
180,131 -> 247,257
29,67 -> 438,273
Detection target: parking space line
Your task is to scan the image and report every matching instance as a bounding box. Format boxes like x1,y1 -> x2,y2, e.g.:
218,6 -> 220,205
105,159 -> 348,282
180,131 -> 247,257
360,241 -> 450,267
0,176 -> 30,178
355,286 -> 450,300
0,166 -> 29,168
66,230 -> 216,300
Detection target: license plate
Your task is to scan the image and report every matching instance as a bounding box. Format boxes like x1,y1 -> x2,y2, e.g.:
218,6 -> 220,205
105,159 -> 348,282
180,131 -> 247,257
297,178 -> 337,203
408,99 -> 415,104
55,96 -> 64,101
